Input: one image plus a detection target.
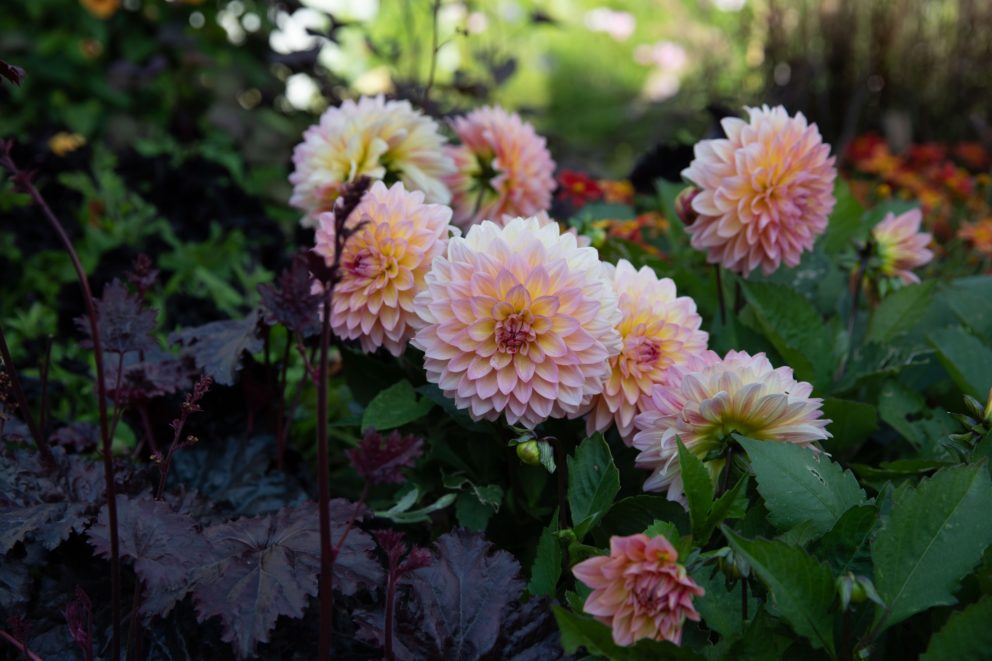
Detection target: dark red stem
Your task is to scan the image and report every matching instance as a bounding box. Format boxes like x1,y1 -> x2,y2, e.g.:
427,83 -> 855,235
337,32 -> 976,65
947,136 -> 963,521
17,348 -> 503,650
275,332 -> 292,470
1,146 -> 121,661
317,287 -> 335,659
383,564 -> 398,661
0,630 -> 42,661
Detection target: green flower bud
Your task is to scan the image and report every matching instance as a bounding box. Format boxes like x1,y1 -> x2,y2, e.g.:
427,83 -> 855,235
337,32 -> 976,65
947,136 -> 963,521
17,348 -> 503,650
516,440 -> 542,465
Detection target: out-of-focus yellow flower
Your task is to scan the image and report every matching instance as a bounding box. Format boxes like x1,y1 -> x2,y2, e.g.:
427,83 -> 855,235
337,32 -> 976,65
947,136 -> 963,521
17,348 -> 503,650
80,0 -> 120,19
960,218 -> 992,258
599,179 -> 635,204
48,132 -> 86,157
876,183 -> 892,199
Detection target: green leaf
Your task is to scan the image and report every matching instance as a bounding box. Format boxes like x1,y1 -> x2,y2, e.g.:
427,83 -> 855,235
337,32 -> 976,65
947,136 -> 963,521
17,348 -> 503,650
528,524 -> 562,598
929,327 -> 992,398
866,281 -> 936,344
723,528 -> 837,656
921,597 -> 992,661
741,281 -> 833,387
568,434 -> 621,539
553,607 -> 704,660
700,475 -> 749,544
599,495 -> 689,537
871,462 -> 992,630
944,276 -> 992,341
677,439 -> 714,540
361,380 -> 434,432
821,398 -> 878,454
374,488 -> 456,524
738,436 -> 866,537
821,179 -> 865,254
695,568 -> 760,638
813,504 -> 878,575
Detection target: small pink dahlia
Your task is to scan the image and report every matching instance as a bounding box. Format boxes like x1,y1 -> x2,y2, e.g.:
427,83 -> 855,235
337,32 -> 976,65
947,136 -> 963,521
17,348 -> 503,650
681,105 -> 837,275
315,181 -> 452,356
444,106 -> 556,228
584,259 -> 712,443
572,533 -> 704,647
633,350 -> 831,502
412,217 -> 622,428
290,95 -> 454,227
871,208 -> 933,284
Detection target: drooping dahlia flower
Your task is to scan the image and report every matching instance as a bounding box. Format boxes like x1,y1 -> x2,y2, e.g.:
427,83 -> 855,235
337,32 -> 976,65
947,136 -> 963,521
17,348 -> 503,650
584,260 -> 711,442
291,95 -> 454,227
412,217 -> 622,428
315,181 -> 452,356
444,106 -> 556,228
633,350 -> 831,502
871,208 -> 933,284
681,105 -> 837,275
572,533 -> 704,647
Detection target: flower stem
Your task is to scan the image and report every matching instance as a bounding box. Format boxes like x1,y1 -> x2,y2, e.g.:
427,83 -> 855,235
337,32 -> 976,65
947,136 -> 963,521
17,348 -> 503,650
317,286 -> 335,659
0,324 -> 52,465
714,265 -> 727,325
1,144 -> 121,661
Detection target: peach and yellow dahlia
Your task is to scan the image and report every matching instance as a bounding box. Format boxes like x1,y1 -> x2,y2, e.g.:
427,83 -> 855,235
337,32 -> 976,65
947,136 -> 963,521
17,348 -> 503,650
444,106 -> 556,228
315,181 -> 452,356
681,105 -> 836,275
291,96 -> 454,227
633,351 -> 831,502
572,533 -> 704,646
412,217 -> 622,428
584,259 -> 711,442
871,208 -> 933,284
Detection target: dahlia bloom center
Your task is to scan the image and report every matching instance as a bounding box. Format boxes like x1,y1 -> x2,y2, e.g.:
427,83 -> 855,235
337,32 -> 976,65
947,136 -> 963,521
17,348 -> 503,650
619,333 -> 665,379
495,310 -> 538,354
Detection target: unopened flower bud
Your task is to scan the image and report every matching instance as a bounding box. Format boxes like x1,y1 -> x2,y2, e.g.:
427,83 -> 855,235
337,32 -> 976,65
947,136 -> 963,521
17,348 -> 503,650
674,186 -> 700,227
984,387 -> 992,423
516,440 -> 542,465
836,572 -> 883,611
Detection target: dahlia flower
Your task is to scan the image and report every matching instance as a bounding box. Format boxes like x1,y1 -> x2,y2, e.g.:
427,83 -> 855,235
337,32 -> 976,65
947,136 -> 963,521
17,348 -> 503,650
871,208 -> 933,284
584,260 -> 711,442
291,96 -> 454,227
445,106 -> 556,228
315,181 -> 451,356
633,351 -> 831,502
412,217 -> 622,428
681,105 -> 837,275
572,533 -> 704,646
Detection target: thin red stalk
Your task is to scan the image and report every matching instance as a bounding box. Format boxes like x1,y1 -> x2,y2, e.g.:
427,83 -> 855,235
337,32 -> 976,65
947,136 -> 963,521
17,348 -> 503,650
1,147 -> 120,660
155,400 -> 196,500
332,483 -> 369,557
383,566 -> 398,661
39,334 -> 53,439
275,333 -> 292,470
0,325 -> 52,464
316,287 -> 335,659
0,630 -> 43,661
125,581 -> 142,661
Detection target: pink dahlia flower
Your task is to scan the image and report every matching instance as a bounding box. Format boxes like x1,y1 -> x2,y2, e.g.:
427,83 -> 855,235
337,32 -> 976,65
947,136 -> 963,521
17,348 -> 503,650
315,181 -> 452,356
412,217 -> 622,428
871,208 -> 933,284
633,350 -> 831,502
444,106 -> 556,228
290,95 -> 454,227
584,259 -> 711,443
681,105 -> 837,275
572,533 -> 704,646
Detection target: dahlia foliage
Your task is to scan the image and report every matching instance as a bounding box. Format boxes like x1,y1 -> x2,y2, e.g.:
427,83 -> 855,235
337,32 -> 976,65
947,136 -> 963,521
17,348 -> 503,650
633,350 -> 831,502
572,533 -> 704,646
682,105 -> 837,274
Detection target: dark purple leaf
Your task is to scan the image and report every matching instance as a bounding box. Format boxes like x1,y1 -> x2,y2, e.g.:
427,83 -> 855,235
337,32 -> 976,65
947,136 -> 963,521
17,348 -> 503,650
50,422 -> 99,453
169,311 -> 263,386
105,355 -> 190,404
0,60 -> 25,86
329,498 -> 383,596
88,495 -> 212,619
258,252 -> 322,337
191,503 -> 322,658
76,279 -> 158,355
347,429 -> 424,485
0,502 -> 88,553
0,554 -> 29,609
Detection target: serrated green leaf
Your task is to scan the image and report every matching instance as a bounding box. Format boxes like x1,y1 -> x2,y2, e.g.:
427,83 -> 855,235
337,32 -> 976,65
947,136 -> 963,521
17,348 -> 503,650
568,434 -> 621,539
944,276 -> 992,341
871,462 -> 992,630
361,380 -> 434,431
741,281 -> 833,387
528,524 -> 561,598
921,597 -> 992,661
723,528 -> 837,657
700,475 -> 749,544
677,439 -> 714,540
866,281 -> 936,344
928,327 -> 992,398
695,568 -> 760,638
813,504 -> 878,575
738,436 -> 866,537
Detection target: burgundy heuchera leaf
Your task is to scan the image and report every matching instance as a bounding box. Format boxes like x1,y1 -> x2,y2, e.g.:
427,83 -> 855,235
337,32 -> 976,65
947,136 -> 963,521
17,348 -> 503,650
76,279 -> 158,355
347,429 -> 424,485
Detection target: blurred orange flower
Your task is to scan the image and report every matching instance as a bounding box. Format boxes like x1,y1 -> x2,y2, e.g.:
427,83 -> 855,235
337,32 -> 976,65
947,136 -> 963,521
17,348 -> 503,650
80,0 -> 120,19
960,218 -> 992,258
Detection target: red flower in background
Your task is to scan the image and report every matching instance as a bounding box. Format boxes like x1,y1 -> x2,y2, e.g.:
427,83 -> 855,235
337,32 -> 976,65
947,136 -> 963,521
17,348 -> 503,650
557,169 -> 603,207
